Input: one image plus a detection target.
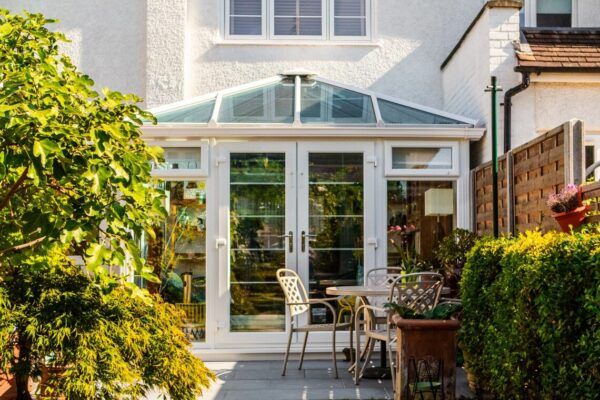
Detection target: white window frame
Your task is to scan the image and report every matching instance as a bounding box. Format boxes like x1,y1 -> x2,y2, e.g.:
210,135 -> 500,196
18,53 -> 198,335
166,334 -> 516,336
269,0 -> 327,40
384,140 -> 459,177
223,0 -> 373,42
150,140 -> 210,179
330,0 -> 372,41
225,0 -> 268,40
525,0 -> 578,27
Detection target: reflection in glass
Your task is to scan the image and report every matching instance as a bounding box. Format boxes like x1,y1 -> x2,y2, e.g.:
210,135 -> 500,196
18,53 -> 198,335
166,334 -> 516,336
301,79 -> 376,124
153,99 -> 215,123
387,181 -> 455,270
219,80 -> 294,123
230,153 -> 286,332
139,181 -> 207,342
391,147 -> 452,170
378,98 -> 463,125
308,153 -> 364,324
152,147 -> 202,170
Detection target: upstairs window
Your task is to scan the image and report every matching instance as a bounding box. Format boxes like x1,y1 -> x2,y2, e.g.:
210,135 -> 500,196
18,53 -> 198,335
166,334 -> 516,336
225,0 -> 371,41
536,0 -> 572,27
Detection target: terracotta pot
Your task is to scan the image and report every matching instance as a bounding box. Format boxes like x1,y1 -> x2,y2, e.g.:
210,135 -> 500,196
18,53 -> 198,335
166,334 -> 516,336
553,204 -> 589,233
38,366 -> 67,400
392,315 -> 460,400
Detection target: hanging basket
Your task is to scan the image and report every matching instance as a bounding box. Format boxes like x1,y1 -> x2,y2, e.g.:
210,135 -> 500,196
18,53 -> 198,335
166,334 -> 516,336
553,204 -> 589,233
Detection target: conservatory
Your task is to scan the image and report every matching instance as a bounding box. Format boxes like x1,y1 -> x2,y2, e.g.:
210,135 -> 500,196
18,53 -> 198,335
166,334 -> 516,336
140,73 -> 483,355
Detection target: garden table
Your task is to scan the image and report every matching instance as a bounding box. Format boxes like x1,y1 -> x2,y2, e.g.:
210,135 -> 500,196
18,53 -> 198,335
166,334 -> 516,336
326,285 -> 391,378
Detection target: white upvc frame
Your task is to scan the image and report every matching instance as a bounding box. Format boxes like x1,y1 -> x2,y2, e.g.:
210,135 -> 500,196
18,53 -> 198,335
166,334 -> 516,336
384,140 -> 460,177
524,0 -> 579,27
329,0 -> 372,41
149,140 -> 210,179
269,0 -> 327,40
225,0 -> 268,40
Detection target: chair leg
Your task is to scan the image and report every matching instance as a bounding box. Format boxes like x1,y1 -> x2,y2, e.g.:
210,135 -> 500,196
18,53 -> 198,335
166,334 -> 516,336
282,328 -> 293,376
359,337 -> 376,378
298,331 -> 309,370
349,323 -> 354,365
332,328 -> 338,379
354,313 -> 361,383
387,339 -> 396,393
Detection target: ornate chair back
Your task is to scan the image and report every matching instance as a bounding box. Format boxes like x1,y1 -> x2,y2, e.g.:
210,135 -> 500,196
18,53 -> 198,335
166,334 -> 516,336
389,272 -> 444,313
277,268 -> 310,317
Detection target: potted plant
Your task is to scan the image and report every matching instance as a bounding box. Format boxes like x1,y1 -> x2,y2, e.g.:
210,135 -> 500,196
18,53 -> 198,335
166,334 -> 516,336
386,303 -> 461,400
547,184 -> 589,232
435,229 -> 478,297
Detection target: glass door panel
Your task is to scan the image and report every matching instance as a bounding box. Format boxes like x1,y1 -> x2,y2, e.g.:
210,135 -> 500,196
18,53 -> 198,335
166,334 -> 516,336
229,153 -> 287,332
306,152 -> 364,324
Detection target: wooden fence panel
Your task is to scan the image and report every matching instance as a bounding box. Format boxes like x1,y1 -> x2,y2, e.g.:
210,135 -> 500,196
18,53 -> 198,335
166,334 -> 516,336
472,120 -> 587,235
582,181 -> 600,225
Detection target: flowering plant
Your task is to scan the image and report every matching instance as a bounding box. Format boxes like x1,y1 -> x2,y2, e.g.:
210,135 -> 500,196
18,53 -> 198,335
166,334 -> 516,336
547,184 -> 582,214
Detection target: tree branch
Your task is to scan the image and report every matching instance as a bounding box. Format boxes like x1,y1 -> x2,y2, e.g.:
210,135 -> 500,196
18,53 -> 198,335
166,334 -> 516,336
0,236 -> 47,256
0,167 -> 29,211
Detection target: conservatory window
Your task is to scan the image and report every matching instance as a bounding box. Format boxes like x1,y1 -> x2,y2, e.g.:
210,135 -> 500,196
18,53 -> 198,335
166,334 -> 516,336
153,99 -> 215,124
150,141 -> 210,178
385,141 -> 459,176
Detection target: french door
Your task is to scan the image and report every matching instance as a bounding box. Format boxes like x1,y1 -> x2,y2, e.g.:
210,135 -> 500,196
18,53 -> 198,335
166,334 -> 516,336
216,141 -> 375,346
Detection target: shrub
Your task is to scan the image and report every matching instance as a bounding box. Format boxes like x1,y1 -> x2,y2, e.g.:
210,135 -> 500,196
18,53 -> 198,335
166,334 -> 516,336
461,228 -> 600,399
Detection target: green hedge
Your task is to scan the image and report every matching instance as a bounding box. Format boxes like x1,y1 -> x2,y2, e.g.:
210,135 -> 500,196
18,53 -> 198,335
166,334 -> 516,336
461,228 -> 600,400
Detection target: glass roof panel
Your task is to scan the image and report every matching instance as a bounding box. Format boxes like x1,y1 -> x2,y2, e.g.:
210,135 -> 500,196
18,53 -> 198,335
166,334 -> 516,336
377,98 -> 463,125
218,79 -> 295,123
153,99 -> 215,123
300,79 -> 376,124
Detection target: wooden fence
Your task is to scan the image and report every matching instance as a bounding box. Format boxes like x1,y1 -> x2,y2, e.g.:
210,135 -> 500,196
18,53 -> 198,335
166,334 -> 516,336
473,119 -> 588,235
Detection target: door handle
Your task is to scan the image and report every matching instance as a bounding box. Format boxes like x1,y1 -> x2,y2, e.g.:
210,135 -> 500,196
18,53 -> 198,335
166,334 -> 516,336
301,231 -> 317,252
278,231 -> 294,253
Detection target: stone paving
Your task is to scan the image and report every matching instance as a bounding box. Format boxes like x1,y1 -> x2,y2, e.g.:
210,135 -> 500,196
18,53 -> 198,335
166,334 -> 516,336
145,357 -> 474,400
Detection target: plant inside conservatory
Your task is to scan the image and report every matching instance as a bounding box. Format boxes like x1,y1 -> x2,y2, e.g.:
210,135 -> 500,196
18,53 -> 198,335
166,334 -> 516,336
0,9 -> 213,399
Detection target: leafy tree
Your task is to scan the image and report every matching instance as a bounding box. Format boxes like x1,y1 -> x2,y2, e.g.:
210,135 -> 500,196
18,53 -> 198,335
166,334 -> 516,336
0,248 -> 214,399
0,9 -> 214,399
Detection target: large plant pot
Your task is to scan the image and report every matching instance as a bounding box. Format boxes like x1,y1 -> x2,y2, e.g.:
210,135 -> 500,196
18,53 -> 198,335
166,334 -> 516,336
553,205 -> 588,233
38,365 -> 67,400
393,315 -> 460,400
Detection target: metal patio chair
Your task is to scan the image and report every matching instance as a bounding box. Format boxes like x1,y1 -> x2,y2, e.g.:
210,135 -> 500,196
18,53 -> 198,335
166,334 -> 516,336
276,268 -> 353,378
354,272 -> 444,390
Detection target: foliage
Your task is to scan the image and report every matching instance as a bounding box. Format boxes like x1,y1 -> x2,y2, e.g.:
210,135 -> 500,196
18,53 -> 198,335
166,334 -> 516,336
0,249 -> 214,400
547,184 -> 581,213
384,302 -> 461,320
0,10 -> 213,399
0,9 -> 164,284
435,228 -> 478,291
460,229 -> 600,399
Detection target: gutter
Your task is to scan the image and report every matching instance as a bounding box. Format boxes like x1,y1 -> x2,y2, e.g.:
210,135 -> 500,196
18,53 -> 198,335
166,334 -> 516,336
503,71 -> 530,152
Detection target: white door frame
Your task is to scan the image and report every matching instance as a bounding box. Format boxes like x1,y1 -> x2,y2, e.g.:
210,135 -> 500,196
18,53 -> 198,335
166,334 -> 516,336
216,141 -> 297,346
296,141 -> 377,342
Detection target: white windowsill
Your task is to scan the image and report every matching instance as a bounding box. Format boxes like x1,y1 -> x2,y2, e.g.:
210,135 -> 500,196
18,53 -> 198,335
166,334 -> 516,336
215,39 -> 380,47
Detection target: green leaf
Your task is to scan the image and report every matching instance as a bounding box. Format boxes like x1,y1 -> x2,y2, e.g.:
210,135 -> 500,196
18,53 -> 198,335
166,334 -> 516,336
32,139 -> 61,165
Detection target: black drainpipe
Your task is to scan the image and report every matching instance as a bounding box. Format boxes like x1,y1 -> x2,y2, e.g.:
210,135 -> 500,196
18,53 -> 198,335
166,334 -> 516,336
503,71 -> 531,153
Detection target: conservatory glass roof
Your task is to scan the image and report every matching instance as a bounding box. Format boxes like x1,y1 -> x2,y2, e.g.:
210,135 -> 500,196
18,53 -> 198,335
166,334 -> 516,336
149,74 -> 476,127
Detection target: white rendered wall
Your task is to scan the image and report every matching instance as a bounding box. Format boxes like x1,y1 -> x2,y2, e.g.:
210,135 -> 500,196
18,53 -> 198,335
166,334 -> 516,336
442,4 -> 522,165
184,0 -> 485,110
576,0 -> 600,27
0,0 -> 147,99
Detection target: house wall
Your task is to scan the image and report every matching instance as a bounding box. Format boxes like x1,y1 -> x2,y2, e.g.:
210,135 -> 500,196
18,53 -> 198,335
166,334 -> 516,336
575,0 -> 600,27
0,0 -> 147,99
441,2 -> 522,165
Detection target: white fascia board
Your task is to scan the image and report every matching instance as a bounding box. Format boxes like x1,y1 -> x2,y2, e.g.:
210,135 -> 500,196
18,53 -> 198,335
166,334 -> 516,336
313,76 -> 478,126
530,72 -> 600,83
141,124 -> 485,140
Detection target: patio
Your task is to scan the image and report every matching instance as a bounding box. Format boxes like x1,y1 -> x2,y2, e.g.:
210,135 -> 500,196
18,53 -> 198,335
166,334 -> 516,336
147,357 -> 474,400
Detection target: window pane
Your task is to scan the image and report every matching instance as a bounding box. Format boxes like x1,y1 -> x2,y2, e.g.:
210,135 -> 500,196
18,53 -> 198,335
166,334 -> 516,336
537,0 -> 571,27
391,147 -> 453,170
335,0 -> 365,16
139,181 -> 208,342
230,16 -> 262,35
153,99 -> 215,123
300,79 -> 376,124
387,181 -> 455,268
378,98 -> 463,124
230,0 -> 262,35
152,147 -> 202,170
219,79 -> 294,123
334,17 -> 366,36
273,0 -> 322,36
